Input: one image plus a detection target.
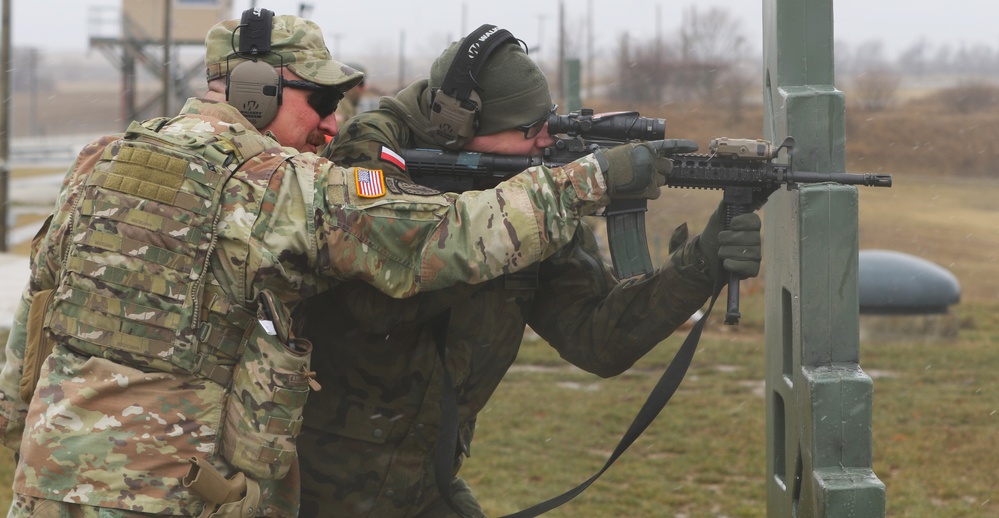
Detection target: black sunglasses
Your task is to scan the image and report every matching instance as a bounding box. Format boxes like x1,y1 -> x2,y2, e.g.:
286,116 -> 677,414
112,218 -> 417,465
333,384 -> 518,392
282,78 -> 345,119
517,103 -> 557,139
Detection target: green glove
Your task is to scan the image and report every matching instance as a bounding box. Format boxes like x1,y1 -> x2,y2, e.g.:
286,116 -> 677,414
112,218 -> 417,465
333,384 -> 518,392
594,142 -> 671,200
696,201 -> 763,282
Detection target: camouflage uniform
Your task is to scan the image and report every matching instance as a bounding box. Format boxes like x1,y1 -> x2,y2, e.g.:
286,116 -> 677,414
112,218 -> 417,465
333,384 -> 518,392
0,97 -> 611,517
295,79 -> 717,517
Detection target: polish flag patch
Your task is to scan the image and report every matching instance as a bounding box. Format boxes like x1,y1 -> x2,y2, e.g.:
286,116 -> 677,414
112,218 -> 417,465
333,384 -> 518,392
355,168 -> 386,198
380,146 -> 406,170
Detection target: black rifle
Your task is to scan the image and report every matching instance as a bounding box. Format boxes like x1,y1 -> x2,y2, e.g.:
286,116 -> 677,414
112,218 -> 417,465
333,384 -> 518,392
401,109 -> 893,325
402,109 -> 677,280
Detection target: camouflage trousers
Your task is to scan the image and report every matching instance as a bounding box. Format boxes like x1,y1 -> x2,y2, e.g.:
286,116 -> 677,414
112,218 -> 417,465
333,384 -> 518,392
7,495 -> 165,517
299,476 -> 486,518
407,478 -> 487,518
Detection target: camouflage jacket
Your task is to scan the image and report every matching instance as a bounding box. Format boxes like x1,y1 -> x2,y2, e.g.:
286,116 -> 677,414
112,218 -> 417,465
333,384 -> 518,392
0,98 -> 611,517
295,80 -> 716,517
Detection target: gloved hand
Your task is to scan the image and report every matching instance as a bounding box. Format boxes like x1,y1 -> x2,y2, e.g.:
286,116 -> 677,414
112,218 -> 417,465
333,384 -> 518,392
594,142 -> 671,200
696,201 -> 763,283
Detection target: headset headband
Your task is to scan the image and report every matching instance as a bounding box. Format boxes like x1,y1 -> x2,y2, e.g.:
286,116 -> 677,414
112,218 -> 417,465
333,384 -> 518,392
439,24 -> 518,107
238,8 -> 273,55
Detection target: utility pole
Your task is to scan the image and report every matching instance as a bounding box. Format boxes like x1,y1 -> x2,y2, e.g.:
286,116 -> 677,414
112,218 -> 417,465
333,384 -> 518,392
398,30 -> 405,92
162,0 -> 172,116
557,1 -> 564,107
535,14 -> 545,55
587,0 -> 592,99
331,33 -> 343,59
461,3 -> 467,39
0,0 -> 11,251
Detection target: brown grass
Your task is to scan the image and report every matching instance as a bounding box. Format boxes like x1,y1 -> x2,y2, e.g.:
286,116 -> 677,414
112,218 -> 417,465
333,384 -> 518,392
590,85 -> 999,182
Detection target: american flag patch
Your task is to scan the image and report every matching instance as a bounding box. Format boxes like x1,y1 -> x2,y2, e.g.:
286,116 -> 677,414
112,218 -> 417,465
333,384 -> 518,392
355,168 -> 386,198
380,146 -> 406,170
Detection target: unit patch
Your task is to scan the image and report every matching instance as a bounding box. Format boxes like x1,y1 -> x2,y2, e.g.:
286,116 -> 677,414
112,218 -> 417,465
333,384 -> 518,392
385,177 -> 443,197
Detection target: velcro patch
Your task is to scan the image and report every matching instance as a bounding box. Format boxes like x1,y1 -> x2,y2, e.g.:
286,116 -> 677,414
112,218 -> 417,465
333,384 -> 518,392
385,177 -> 442,196
355,168 -> 386,198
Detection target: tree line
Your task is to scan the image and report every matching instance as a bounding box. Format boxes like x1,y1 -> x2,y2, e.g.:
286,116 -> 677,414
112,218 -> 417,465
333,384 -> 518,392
603,6 -> 999,115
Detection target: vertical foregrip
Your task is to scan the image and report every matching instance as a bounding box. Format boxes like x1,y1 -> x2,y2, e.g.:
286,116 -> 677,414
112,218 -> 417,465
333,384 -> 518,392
722,196 -> 751,325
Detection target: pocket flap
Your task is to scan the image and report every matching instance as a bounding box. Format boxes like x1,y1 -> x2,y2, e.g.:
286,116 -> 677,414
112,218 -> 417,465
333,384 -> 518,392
21,289 -> 57,403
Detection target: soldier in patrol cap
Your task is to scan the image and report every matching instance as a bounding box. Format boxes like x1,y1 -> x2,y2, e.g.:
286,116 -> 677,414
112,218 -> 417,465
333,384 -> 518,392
0,11 -> 673,518
295,25 -> 764,517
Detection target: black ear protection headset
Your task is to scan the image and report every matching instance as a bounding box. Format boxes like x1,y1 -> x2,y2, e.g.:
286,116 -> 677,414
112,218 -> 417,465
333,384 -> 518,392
226,8 -> 283,128
428,24 -> 520,149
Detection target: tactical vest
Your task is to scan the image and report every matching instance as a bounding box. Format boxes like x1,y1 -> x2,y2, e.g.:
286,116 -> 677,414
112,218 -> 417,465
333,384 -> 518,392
44,117 -> 271,386
39,116 -> 317,485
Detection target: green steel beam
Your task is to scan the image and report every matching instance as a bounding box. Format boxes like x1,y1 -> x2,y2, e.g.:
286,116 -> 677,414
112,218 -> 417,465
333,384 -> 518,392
762,1 -> 886,516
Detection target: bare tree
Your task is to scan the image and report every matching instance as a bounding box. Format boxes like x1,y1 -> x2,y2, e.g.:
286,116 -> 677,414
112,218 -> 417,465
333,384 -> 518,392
852,40 -> 890,73
611,33 -> 672,104
851,69 -> 901,111
939,81 -> 999,114
843,40 -> 900,111
610,5 -> 752,111
677,6 -> 748,65
672,6 -> 750,103
898,39 -> 930,77
714,64 -> 756,123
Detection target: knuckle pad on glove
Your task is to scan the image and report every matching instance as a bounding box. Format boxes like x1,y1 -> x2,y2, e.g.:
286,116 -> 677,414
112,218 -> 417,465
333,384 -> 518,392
729,213 -> 761,230
718,245 -> 762,260
718,231 -> 761,247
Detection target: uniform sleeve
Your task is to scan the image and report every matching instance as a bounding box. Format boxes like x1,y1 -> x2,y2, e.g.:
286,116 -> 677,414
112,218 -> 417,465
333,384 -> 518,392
324,110 -> 409,179
527,222 -> 716,378
315,151 -> 610,298
0,234 -> 61,450
0,295 -> 32,450
0,137 -> 113,449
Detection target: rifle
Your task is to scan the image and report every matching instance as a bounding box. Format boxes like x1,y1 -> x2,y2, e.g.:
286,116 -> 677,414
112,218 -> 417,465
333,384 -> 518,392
400,109 -> 893,325
401,109 -> 677,278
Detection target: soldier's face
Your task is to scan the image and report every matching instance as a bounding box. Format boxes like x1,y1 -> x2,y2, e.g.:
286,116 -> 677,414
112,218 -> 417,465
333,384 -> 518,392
264,70 -> 339,153
463,125 -> 555,156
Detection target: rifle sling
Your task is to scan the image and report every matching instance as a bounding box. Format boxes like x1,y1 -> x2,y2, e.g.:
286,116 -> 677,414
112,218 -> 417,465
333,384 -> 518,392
432,309 -> 463,514
434,281 -> 724,517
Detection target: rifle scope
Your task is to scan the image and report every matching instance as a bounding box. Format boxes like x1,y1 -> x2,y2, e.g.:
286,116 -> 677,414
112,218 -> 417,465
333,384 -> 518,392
547,109 -> 667,142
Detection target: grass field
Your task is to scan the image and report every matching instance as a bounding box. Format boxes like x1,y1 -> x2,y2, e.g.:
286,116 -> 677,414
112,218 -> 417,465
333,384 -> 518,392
455,173 -> 999,518
0,90 -> 996,515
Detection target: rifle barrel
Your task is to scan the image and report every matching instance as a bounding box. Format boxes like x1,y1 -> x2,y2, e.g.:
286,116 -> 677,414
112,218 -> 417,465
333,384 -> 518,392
791,171 -> 893,187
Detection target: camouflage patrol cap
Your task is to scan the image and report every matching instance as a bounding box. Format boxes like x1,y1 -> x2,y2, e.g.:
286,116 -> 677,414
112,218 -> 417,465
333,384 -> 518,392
205,14 -> 363,92
430,36 -> 552,136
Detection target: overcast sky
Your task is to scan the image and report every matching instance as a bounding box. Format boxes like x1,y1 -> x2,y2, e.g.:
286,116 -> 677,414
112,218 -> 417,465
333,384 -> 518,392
8,0 -> 998,61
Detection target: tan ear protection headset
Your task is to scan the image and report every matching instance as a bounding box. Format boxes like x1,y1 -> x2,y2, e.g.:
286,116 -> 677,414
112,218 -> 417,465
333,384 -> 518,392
428,24 -> 519,149
226,8 -> 282,128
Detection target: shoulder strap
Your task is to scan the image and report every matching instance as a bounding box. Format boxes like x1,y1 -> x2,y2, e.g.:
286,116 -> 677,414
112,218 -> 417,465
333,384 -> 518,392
438,24 -> 518,104
435,282 -> 725,517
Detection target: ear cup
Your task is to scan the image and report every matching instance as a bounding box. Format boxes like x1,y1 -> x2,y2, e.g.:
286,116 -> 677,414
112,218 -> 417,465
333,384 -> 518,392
429,89 -> 481,149
227,60 -> 281,128
428,24 -> 517,150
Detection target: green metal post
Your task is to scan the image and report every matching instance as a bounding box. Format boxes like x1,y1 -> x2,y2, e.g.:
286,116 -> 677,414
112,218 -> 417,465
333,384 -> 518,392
762,1 -> 886,517
563,58 -> 582,113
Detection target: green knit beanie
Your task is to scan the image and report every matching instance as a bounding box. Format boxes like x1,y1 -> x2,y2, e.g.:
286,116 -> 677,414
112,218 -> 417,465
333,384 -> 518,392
430,38 -> 553,136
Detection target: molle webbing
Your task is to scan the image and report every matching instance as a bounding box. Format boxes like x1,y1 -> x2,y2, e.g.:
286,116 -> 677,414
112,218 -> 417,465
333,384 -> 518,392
46,119 -> 268,383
